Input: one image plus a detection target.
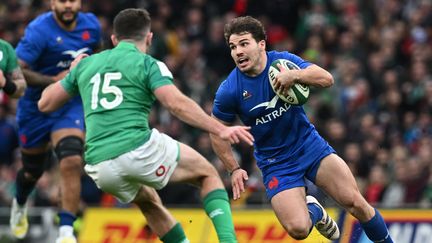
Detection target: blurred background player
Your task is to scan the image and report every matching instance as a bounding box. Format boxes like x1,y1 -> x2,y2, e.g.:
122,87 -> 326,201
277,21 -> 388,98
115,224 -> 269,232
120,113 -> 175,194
10,0 -> 101,242
38,8 -> 254,243
0,38 -> 26,98
210,16 -> 393,242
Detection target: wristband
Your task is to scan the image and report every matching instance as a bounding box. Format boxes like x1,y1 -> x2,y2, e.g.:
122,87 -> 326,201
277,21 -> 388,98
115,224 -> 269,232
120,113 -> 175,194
2,79 -> 17,95
229,166 -> 241,176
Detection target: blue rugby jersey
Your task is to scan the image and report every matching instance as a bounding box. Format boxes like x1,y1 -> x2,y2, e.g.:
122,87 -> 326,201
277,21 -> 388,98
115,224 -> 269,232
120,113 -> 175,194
213,51 -> 329,169
16,11 -> 100,114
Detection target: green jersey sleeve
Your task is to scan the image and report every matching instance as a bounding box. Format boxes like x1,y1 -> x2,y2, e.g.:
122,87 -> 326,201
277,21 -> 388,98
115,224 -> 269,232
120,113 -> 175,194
0,39 -> 18,73
147,60 -> 173,91
60,67 -> 79,96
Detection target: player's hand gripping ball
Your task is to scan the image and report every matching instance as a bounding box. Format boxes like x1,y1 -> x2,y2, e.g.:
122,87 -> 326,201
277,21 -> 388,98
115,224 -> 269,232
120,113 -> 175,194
268,59 -> 310,105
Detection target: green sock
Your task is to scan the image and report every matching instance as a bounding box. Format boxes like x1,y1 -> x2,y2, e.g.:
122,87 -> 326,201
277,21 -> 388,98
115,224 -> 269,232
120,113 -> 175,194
203,189 -> 237,243
160,223 -> 189,243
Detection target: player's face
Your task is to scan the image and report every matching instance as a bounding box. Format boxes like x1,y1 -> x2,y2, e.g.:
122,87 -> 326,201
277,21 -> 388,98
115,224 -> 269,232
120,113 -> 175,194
228,33 -> 266,76
51,0 -> 81,26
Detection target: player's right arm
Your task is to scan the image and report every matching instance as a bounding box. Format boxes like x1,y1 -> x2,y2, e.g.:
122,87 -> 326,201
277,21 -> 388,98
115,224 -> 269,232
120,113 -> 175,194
16,22 -> 68,86
209,115 -> 249,200
19,60 -> 67,86
154,84 -> 254,146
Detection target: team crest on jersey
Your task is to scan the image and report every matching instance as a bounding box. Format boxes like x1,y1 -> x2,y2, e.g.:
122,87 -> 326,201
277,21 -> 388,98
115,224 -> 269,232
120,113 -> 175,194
82,31 -> 90,41
56,36 -> 63,44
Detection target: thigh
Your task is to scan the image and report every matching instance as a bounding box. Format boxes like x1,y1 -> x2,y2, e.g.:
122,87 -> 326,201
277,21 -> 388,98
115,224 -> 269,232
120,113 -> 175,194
168,142 -> 218,185
315,153 -> 363,206
51,128 -> 84,146
84,160 -> 140,204
271,187 -> 310,228
17,112 -> 52,148
51,101 -> 85,133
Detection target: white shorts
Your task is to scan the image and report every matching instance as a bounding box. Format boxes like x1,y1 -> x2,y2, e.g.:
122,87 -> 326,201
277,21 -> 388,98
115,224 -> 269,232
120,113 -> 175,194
84,129 -> 179,203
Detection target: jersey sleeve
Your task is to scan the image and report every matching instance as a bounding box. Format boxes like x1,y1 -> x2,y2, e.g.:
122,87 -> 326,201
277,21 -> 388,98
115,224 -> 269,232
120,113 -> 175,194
60,67 -> 79,96
15,24 -> 45,66
3,41 -> 18,72
284,52 -> 312,69
147,60 -> 173,91
212,80 -> 237,123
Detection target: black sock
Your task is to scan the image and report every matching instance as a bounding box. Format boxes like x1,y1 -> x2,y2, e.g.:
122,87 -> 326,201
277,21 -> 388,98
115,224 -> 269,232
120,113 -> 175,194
15,169 -> 38,205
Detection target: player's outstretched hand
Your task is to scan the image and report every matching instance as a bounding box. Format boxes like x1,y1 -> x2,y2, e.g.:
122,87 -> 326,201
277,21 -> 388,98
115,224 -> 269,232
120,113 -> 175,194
52,70 -> 69,82
219,126 -> 254,145
70,53 -> 89,71
231,168 -> 249,200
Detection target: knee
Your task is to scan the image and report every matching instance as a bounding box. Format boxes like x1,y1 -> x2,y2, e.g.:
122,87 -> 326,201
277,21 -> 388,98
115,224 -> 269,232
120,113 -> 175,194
282,220 -> 311,240
59,156 -> 82,172
55,136 -> 84,162
21,152 -> 48,181
55,136 -> 84,172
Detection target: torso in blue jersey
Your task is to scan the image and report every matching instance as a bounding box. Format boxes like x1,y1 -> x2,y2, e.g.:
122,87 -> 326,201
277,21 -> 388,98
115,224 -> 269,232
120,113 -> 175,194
16,11 -> 100,116
213,51 -> 329,169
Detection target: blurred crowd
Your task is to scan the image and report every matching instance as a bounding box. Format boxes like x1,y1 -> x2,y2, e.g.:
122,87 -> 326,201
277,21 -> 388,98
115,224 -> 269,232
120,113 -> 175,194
0,0 -> 431,211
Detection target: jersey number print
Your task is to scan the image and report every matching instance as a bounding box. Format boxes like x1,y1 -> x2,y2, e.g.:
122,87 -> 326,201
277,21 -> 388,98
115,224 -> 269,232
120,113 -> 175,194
90,72 -> 123,110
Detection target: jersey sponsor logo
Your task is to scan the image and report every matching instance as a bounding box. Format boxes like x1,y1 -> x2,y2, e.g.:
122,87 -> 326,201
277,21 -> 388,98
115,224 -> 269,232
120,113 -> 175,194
57,48 -> 90,68
0,51 -> 3,61
268,176 -> 279,190
62,47 -> 90,58
250,95 -> 279,111
255,102 -> 291,125
209,208 -> 224,218
155,165 -> 166,177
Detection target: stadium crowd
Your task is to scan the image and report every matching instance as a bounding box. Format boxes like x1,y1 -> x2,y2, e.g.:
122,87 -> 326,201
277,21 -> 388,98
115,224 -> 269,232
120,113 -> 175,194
0,0 -> 431,211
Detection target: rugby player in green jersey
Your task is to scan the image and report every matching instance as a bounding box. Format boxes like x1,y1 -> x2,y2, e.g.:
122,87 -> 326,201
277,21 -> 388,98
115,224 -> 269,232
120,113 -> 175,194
38,8 -> 254,243
0,38 -> 26,98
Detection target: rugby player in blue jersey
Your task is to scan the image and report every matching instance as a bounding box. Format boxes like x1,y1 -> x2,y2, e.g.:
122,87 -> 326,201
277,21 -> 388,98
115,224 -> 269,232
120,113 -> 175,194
210,16 -> 393,242
10,1 -> 100,242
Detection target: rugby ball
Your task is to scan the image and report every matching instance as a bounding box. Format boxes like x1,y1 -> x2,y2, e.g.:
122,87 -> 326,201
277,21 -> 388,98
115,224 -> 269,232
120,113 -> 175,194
268,59 -> 309,105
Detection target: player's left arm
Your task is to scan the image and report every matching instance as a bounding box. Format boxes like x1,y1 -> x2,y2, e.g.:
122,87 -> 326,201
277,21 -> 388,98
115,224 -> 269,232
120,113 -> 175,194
38,81 -> 72,113
0,67 -> 26,98
274,64 -> 334,94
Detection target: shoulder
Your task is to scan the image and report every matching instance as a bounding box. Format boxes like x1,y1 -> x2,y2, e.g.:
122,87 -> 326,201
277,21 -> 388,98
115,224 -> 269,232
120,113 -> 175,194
0,39 -> 14,50
78,12 -> 100,29
26,12 -> 53,32
268,50 -> 312,69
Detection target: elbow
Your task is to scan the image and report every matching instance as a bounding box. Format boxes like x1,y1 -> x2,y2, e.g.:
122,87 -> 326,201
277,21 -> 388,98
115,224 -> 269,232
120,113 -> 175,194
320,72 -> 334,88
38,99 -> 50,113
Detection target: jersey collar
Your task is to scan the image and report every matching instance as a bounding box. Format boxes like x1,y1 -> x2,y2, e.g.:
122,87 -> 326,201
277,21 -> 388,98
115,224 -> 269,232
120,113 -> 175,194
116,41 -> 139,51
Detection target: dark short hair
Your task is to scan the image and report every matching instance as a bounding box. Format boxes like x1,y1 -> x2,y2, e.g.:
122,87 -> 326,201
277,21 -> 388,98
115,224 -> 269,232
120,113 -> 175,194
224,16 -> 266,44
113,8 -> 151,41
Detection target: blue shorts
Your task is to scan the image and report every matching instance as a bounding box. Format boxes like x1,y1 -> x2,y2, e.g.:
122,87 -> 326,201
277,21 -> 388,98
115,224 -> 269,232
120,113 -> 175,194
17,98 -> 84,148
261,145 -> 335,199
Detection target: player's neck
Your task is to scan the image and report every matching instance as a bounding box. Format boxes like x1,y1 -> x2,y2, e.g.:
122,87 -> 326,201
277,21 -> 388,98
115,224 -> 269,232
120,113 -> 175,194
53,16 -> 77,31
133,41 -> 148,54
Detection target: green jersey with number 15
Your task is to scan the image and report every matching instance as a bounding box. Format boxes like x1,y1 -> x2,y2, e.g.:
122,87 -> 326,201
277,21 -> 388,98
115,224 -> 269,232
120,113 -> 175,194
61,41 -> 173,164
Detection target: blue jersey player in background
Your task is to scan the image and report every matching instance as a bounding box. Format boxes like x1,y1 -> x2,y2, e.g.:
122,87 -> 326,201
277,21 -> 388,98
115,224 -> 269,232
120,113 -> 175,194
210,16 -> 393,242
10,0 -> 100,242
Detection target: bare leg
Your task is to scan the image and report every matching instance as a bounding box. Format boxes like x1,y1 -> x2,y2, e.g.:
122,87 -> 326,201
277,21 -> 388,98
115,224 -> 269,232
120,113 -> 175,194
51,128 -> 85,216
315,154 -> 374,222
132,186 -> 177,237
270,187 -> 311,240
